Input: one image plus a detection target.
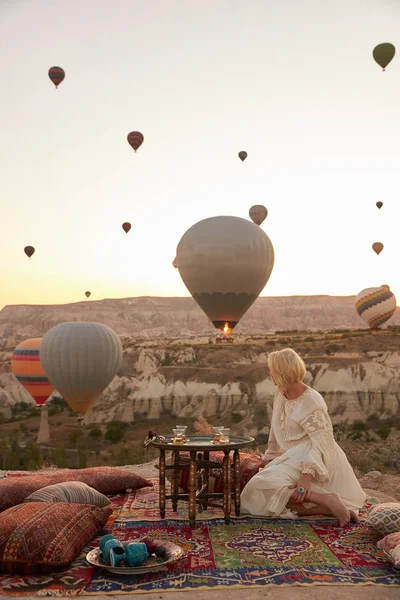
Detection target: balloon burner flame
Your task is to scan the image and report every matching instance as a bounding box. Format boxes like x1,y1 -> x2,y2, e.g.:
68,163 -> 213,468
223,322 -> 231,336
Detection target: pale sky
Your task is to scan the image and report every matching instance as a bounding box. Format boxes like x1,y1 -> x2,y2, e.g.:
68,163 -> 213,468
1,0 -> 399,309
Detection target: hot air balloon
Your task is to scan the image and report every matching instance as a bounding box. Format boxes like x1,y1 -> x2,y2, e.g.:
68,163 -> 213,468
11,339 -> 55,407
372,242 -> 384,255
127,131 -> 144,152
11,338 -> 54,444
24,246 -> 35,258
249,205 -> 268,226
373,43 -> 396,71
122,222 -> 131,234
176,216 -> 274,333
376,202 -> 383,209
238,151 -> 247,162
40,322 -> 123,415
355,285 -> 396,329
48,66 -> 65,88
85,291 -> 91,298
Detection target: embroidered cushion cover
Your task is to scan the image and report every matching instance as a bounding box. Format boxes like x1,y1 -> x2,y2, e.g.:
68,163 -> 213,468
165,451 -> 263,493
24,481 -> 111,507
0,467 -> 152,511
377,531 -> 400,568
365,502 -> 400,536
0,501 -> 112,574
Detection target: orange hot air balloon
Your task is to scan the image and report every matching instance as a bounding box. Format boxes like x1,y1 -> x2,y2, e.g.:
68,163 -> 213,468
372,242 -> 384,255
11,339 -> 55,407
127,131 -> 144,152
85,291 -> 91,298
122,222 -> 131,234
24,246 -> 35,258
48,66 -> 65,88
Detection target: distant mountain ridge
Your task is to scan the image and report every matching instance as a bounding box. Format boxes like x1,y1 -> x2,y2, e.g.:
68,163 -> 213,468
0,295 -> 399,340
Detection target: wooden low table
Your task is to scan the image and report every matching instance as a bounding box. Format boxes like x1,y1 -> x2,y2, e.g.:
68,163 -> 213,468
151,434 -> 255,527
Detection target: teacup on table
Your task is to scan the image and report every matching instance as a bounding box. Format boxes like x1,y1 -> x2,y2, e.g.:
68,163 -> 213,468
213,426 -> 225,443
172,428 -> 185,444
175,425 -> 187,441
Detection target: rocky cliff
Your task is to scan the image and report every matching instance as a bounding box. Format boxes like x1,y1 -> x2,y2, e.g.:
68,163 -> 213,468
1,330 -> 399,432
1,295 -> 400,342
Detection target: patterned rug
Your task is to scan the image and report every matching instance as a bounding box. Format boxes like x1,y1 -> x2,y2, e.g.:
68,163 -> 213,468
117,478 -> 378,522
84,518 -> 400,593
0,479 -> 398,596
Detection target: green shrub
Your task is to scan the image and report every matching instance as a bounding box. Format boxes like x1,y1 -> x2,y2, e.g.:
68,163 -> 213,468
52,445 -> 67,468
231,412 -> 243,423
89,427 -> 102,439
352,421 -> 366,432
377,424 -> 392,440
69,429 -> 83,444
24,443 -> 43,471
105,421 -> 128,443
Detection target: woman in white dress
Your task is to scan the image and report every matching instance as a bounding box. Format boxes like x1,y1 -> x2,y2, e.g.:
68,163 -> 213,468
241,348 -> 366,526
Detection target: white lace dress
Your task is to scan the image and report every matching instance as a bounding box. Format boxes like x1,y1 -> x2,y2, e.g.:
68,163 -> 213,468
241,387 -> 366,518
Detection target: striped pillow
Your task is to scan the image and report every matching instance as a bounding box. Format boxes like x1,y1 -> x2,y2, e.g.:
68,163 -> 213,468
24,481 -> 111,507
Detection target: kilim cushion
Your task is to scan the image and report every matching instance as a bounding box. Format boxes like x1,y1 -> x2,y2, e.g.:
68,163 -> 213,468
24,481 -> 111,507
0,467 -> 152,511
365,502 -> 400,536
0,501 -> 112,574
377,531 -> 400,568
165,451 -> 263,493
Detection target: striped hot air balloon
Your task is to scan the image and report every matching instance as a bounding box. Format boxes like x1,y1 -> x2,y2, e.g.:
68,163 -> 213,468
48,66 -> 65,88
127,131 -> 144,152
11,338 -> 55,406
355,285 -> 397,329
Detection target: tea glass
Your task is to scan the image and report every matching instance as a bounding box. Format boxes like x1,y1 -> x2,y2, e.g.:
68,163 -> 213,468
175,425 -> 187,440
172,428 -> 185,444
213,426 -> 224,443
219,428 -> 230,444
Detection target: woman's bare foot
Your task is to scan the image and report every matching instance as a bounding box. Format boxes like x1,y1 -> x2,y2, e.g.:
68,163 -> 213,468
350,510 -> 360,524
325,493 -> 351,526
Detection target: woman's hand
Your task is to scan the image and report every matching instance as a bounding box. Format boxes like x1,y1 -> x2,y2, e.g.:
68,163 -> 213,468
288,473 -> 312,503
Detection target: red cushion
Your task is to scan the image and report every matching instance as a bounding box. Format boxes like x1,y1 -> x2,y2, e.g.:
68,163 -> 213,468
0,467 -> 152,511
167,451 -> 262,493
0,501 -> 112,574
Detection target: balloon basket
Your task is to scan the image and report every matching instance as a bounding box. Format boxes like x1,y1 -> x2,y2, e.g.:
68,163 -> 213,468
214,336 -> 234,345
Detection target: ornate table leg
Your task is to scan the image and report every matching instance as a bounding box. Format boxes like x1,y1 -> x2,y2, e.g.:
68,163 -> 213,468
172,450 -> 179,512
233,449 -> 241,517
202,450 -> 210,510
188,450 -> 197,528
159,449 -> 166,519
223,450 -> 231,524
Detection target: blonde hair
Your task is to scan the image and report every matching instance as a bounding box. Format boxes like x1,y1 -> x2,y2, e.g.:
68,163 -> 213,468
267,348 -> 307,392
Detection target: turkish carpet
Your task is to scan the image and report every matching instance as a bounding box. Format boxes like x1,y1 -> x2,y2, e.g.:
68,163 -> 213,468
84,518 -> 400,593
1,479 -> 399,596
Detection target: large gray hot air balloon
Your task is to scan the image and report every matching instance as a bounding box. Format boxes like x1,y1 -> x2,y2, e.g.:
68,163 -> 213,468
176,216 -> 274,333
40,322 -> 122,415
